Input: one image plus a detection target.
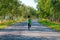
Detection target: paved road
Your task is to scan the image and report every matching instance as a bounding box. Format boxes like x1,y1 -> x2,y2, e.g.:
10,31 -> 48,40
0,20 -> 60,40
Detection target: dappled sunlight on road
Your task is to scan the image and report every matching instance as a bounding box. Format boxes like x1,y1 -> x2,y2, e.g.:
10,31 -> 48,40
0,20 -> 60,40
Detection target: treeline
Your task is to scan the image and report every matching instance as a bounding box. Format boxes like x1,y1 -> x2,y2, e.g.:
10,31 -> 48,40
0,0 -> 37,21
35,0 -> 60,22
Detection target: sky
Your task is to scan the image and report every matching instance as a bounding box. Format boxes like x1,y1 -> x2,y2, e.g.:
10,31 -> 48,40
20,0 -> 37,9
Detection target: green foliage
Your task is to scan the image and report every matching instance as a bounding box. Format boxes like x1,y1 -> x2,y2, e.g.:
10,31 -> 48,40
36,0 -> 60,22
0,0 -> 21,20
0,0 -> 36,20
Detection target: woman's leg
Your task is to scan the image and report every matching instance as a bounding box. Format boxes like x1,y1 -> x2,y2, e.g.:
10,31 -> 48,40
28,24 -> 31,30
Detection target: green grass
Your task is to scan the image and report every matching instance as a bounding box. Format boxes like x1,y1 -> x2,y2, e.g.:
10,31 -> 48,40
0,18 -> 25,29
38,19 -> 60,31
0,20 -> 15,29
0,25 -> 7,29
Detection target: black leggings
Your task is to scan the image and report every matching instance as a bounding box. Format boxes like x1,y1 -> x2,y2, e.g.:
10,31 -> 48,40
28,24 -> 31,28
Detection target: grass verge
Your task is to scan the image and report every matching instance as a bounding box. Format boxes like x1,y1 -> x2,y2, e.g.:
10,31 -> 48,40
38,19 -> 60,32
0,18 -> 25,29
0,25 -> 6,29
0,20 -> 15,29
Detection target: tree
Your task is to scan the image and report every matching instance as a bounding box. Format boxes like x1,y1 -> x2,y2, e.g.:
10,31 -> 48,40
36,0 -> 60,22
0,0 -> 20,20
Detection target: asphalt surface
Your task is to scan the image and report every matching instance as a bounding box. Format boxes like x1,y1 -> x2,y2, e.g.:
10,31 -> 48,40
0,20 -> 60,40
